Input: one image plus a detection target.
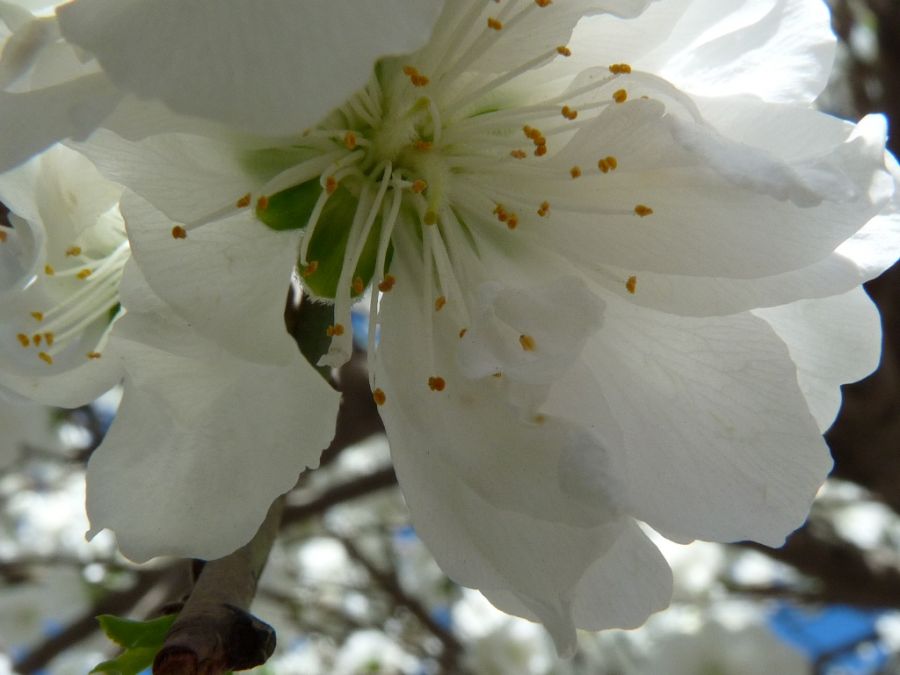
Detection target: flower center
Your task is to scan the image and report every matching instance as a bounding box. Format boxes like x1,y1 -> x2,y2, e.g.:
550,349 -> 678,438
9,215 -> 128,368
243,0 -> 663,396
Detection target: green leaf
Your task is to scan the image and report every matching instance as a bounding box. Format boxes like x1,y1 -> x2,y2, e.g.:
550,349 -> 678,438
91,614 -> 177,675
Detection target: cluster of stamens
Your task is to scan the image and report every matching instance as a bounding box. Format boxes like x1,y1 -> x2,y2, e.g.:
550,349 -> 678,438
225,0 -> 661,405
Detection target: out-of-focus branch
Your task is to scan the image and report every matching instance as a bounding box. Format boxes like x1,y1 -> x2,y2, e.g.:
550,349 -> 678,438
738,521 -> 900,608
338,535 -> 464,674
153,498 -> 285,675
282,466 -> 397,527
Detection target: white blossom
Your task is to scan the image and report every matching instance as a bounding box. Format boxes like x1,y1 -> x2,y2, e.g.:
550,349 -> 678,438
1,0 -> 899,655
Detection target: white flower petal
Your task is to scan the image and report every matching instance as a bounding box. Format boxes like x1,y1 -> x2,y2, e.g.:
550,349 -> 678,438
121,191 -> 301,365
57,0 -> 445,135
514,98 -> 892,279
458,276 -> 603,385
75,129 -> 260,223
371,234 -> 671,653
483,519 -> 672,634
574,0 -> 834,103
570,295 -> 831,546
0,71 -> 121,172
86,268 -> 340,562
754,288 -> 882,432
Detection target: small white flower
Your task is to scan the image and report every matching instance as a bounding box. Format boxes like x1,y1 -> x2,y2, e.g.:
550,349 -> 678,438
0,144 -> 128,406
4,0 -> 900,655
0,143 -> 341,561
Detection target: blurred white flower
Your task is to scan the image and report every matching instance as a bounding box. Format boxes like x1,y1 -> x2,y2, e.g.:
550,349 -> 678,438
332,630 -> 419,675
2,0 -> 899,654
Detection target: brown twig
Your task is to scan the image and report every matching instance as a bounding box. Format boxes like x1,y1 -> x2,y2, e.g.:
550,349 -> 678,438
153,498 -> 285,675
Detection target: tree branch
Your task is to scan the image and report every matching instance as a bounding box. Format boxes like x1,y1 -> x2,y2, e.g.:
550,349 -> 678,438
153,498 -> 285,675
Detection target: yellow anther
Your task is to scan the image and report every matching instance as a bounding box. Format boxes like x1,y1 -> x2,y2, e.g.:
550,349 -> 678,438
537,201 -> 550,217
16,333 -> 29,347
487,17 -> 503,30
507,214 -> 519,230
38,352 -> 53,365
536,0 -> 553,6
609,63 -> 632,74
352,276 -> 365,295
533,414 -> 546,425
556,45 -> 572,57
403,65 -> 430,87
634,204 -> 654,217
44,264 -> 55,276
343,131 -> 358,150
0,230 -> 6,242
325,176 -> 338,194
434,295 -> 447,311
561,105 -> 578,120
30,311 -> 43,322
236,193 -> 252,208
519,334 -> 537,351
534,144 -> 548,157
44,332 -> 54,346
256,195 -> 270,211
613,89 -> 628,104
326,323 -> 345,337
77,269 -> 92,280
424,210 -> 438,226
32,334 -> 41,346
598,156 -> 618,173
301,260 -> 319,278
171,225 -> 187,239
373,388 -> 387,406
87,351 -> 102,360
458,328 -> 468,339
378,275 -> 396,292
570,166 -> 582,179
411,179 -> 428,194
414,140 -> 433,151
65,246 -> 81,257
510,149 -> 527,159
626,276 -> 638,294
427,376 -> 446,392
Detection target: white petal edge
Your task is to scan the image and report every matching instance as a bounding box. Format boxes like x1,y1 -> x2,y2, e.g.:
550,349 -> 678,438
57,0 -> 445,135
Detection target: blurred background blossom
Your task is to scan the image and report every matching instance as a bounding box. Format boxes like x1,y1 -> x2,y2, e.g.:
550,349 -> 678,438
1,0 -> 899,673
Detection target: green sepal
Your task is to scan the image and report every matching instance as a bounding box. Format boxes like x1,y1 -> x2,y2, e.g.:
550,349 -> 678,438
90,613 -> 177,675
256,179 -> 322,232
300,186 -> 383,301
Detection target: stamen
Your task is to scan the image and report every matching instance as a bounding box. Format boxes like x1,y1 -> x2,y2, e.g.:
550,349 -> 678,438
626,276 -> 638,294
236,193 -> 252,208
613,89 -> 628,104
65,246 -> 81,257
38,352 -> 53,365
31,311 -> 43,322
373,388 -> 387,406
634,204 -> 654,217
44,264 -> 55,276
171,225 -> 187,239
519,334 -> 537,351
428,376 -> 446,392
